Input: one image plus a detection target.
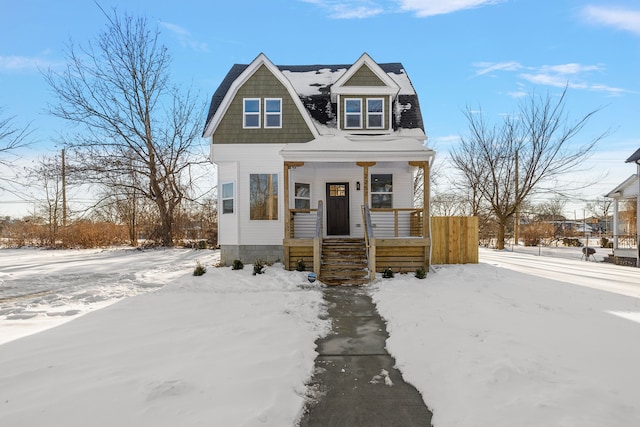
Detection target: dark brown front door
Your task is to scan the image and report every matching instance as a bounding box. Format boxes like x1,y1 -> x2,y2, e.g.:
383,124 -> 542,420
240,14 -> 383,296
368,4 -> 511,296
326,183 -> 350,235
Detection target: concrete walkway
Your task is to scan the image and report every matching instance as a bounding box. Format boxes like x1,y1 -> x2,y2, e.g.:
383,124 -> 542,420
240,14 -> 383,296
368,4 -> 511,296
299,287 -> 433,427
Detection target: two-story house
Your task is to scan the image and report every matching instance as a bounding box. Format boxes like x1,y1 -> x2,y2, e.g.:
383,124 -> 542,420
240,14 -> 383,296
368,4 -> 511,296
203,53 -> 435,284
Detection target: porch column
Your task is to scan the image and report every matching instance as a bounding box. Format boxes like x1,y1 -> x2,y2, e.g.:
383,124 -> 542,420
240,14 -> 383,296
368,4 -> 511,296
357,162 -> 376,206
409,161 -> 430,239
283,161 -> 304,239
613,199 -> 619,250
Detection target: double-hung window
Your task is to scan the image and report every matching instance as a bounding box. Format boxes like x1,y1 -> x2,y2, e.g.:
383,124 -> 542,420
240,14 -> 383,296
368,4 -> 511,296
264,98 -> 282,128
250,173 -> 278,220
344,98 -> 362,129
294,183 -> 311,209
367,98 -> 384,128
221,182 -> 234,214
371,174 -> 392,208
243,98 -> 260,128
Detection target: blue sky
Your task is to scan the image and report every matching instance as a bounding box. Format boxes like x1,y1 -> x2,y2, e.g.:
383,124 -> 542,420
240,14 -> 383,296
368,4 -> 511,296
1,0 -> 639,217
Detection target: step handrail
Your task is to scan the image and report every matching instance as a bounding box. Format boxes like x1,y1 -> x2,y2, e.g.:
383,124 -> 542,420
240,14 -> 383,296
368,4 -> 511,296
361,204 -> 376,281
313,200 -> 323,276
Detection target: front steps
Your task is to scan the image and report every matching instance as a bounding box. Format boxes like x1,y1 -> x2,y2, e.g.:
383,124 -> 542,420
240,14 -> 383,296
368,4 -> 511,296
320,238 -> 369,286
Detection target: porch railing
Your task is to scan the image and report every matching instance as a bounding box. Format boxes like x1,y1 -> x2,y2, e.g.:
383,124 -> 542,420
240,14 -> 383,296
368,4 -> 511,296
369,208 -> 425,238
613,234 -> 638,249
313,201 -> 323,275
288,208 -> 318,239
361,204 -> 376,281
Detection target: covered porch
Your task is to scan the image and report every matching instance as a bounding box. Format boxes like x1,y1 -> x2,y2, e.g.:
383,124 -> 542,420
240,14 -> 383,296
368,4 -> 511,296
281,157 -> 432,283
606,173 -> 639,267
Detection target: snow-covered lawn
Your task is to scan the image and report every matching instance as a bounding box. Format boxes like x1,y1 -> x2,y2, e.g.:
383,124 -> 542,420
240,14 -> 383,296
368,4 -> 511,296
2,246 -> 640,426
0,248 -> 329,426
373,248 -> 640,427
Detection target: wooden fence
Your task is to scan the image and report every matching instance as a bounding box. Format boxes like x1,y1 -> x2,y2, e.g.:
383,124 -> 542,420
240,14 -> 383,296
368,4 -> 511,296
431,216 -> 478,264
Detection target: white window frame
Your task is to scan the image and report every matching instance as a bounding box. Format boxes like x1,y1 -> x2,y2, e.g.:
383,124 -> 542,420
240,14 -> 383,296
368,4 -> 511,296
264,98 -> 282,129
221,182 -> 235,214
344,98 -> 362,129
243,98 -> 261,128
367,98 -> 384,129
294,182 -> 311,210
370,174 -> 393,208
249,173 -> 278,221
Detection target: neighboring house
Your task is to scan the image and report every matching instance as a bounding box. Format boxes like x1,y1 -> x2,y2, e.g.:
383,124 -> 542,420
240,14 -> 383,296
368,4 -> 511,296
605,147 -> 640,266
202,53 -> 435,283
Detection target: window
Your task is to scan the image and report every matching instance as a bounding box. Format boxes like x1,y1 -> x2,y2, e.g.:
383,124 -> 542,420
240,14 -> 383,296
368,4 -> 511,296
243,98 -> 260,128
344,99 -> 362,129
294,183 -> 311,209
250,174 -> 278,220
264,98 -> 282,128
329,184 -> 347,197
221,182 -> 234,214
367,98 -> 384,128
371,174 -> 392,208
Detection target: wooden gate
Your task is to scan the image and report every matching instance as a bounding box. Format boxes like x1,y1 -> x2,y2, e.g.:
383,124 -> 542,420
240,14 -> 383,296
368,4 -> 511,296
431,216 -> 478,264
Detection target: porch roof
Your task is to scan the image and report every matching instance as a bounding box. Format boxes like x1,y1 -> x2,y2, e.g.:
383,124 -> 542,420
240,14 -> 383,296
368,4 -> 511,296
606,174 -> 639,199
279,134 -> 434,163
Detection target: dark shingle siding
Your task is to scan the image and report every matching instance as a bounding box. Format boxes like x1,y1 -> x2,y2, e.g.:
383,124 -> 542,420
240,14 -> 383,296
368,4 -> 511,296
203,61 -> 423,135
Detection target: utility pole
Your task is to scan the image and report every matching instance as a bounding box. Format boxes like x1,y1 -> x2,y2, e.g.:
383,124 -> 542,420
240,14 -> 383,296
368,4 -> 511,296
61,149 -> 67,241
514,150 -> 519,246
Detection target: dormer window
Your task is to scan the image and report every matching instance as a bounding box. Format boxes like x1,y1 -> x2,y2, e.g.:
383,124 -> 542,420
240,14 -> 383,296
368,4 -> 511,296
367,98 -> 384,128
243,98 -> 260,128
265,98 -> 282,128
345,98 -> 362,129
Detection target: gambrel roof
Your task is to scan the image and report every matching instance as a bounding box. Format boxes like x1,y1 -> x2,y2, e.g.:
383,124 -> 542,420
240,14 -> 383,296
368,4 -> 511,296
203,53 -> 425,137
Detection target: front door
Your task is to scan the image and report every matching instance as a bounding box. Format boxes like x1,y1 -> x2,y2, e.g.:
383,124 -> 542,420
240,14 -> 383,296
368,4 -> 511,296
326,183 -> 350,236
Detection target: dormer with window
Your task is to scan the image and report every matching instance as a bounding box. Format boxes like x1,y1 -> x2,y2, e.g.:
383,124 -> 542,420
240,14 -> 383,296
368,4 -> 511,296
331,53 -> 400,134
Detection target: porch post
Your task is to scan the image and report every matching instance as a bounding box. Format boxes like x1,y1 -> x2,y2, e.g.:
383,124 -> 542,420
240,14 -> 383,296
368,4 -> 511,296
613,199 -> 619,250
409,161 -> 430,239
357,162 -> 376,206
283,161 -> 305,239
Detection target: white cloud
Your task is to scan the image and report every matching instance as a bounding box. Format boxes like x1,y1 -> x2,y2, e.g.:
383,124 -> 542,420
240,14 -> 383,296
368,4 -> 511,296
473,61 -> 523,76
0,55 -> 61,72
474,60 -> 630,97
397,0 -> 503,17
300,0 -> 385,19
581,5 -> 640,35
159,22 -> 209,52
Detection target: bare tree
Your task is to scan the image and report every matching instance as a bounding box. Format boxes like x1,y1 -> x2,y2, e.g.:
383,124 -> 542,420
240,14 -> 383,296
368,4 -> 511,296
0,107 -> 33,193
44,8 -> 205,246
451,87 -> 606,249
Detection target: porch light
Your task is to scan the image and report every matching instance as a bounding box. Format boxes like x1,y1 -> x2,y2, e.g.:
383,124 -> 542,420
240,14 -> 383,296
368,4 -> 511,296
357,181 -> 361,191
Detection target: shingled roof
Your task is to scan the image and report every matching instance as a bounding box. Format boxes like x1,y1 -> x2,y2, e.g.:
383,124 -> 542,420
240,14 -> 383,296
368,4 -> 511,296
626,147 -> 640,164
203,61 -> 424,136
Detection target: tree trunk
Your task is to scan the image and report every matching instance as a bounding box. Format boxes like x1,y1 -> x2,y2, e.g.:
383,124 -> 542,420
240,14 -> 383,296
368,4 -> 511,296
496,219 -> 506,249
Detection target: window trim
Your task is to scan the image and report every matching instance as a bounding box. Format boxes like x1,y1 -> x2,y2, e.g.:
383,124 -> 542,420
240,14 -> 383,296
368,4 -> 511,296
366,98 -> 385,129
249,173 -> 279,221
294,182 -> 311,210
264,98 -> 282,129
221,182 -> 235,215
243,98 -> 261,129
344,98 -> 362,129
370,174 -> 393,209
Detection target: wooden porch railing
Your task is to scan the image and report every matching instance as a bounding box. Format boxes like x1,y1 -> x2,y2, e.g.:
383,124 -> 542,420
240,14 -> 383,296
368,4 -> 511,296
369,208 -> 425,238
